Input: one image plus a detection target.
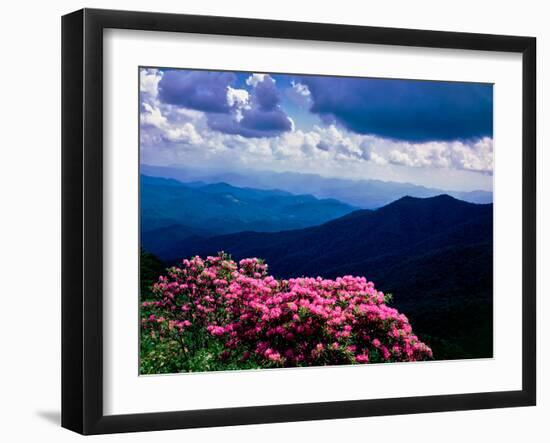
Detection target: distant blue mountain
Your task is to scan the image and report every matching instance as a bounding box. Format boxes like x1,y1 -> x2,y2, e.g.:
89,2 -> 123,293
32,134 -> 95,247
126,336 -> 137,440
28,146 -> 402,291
141,164 -> 493,208
140,174 -> 357,257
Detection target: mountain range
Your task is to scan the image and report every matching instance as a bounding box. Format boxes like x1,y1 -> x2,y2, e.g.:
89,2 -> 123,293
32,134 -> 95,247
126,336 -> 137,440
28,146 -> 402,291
140,170 -> 494,360
162,194 -> 494,360
141,175 -> 357,258
141,164 -> 493,208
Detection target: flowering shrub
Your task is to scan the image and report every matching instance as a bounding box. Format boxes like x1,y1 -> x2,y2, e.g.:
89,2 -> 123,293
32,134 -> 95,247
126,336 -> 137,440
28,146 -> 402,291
140,253 -> 432,373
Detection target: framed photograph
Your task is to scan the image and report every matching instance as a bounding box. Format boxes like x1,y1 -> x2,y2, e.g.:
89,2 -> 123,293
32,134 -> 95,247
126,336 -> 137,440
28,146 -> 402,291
62,8 -> 536,435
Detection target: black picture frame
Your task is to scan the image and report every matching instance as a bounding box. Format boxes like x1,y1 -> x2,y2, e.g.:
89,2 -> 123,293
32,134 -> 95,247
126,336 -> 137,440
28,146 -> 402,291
62,8 -> 537,435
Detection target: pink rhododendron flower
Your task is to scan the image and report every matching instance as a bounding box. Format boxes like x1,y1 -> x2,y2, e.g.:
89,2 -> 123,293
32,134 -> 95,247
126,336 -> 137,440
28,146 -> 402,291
141,253 -> 432,369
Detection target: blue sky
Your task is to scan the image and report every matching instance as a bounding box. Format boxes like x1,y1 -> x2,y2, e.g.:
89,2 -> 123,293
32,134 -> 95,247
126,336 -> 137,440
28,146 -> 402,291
140,68 -> 493,191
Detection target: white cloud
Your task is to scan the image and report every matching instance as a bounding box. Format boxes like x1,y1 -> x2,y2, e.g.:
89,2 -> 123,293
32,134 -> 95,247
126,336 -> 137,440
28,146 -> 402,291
226,86 -> 249,108
226,86 -> 252,124
384,138 -> 493,173
142,100 -> 493,177
449,137 -> 493,173
140,68 -> 162,98
140,102 -> 167,129
370,152 -> 388,165
246,73 -> 269,87
270,130 -> 319,160
291,81 -> 310,97
173,107 -> 204,122
163,122 -> 203,144
140,88 -> 204,147
388,150 -> 415,167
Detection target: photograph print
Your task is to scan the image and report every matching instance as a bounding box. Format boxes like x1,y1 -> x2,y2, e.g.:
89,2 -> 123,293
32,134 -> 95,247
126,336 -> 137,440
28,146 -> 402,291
139,67 -> 493,374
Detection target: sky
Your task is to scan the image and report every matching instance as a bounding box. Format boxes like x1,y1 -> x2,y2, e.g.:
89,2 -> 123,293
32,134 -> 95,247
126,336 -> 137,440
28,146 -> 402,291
139,68 -> 494,191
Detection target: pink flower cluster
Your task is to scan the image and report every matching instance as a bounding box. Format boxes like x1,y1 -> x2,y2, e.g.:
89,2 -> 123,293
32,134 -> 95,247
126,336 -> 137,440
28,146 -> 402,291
141,253 -> 432,367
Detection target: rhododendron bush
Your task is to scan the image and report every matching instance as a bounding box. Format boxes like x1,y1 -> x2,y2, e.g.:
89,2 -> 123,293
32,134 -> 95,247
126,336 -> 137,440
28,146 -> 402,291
140,253 -> 432,373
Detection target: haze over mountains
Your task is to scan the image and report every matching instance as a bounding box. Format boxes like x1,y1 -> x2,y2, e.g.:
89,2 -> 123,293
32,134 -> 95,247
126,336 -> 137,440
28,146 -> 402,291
141,164 -> 493,209
141,175 -> 357,258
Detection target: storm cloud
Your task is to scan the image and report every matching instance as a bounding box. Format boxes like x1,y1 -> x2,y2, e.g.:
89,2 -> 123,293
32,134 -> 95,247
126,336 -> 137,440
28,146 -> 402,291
158,70 -> 235,113
301,76 -> 493,142
157,70 -> 292,138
